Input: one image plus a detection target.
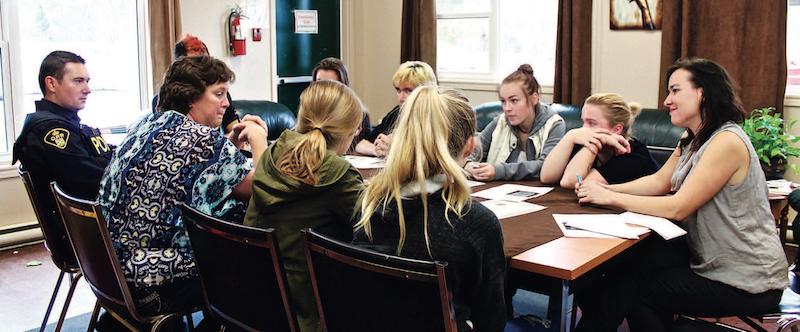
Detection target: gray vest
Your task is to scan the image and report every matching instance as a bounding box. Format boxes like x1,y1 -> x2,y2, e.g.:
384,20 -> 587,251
670,122 -> 788,294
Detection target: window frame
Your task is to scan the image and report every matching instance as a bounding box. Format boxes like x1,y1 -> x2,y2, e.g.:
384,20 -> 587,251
0,0 -> 152,166
436,0 -> 556,88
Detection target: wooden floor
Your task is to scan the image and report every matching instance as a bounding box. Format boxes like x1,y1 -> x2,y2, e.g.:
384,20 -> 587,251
0,242 -> 794,331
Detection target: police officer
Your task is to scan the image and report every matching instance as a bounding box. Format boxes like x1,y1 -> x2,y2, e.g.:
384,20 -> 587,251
13,50 -> 113,201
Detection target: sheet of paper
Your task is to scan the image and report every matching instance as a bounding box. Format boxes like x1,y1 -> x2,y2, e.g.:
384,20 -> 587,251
552,214 -> 614,238
767,179 -> 794,196
481,200 -> 546,219
466,180 -> 485,187
619,211 -> 686,240
556,214 -> 648,239
472,184 -> 553,202
344,155 -> 386,169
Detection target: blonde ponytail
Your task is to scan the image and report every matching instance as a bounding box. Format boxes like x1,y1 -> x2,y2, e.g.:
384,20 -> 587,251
584,92 -> 640,138
355,86 -> 476,256
277,80 -> 364,185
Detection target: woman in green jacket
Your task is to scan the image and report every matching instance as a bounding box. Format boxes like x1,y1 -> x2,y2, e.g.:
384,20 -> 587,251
244,80 -> 365,332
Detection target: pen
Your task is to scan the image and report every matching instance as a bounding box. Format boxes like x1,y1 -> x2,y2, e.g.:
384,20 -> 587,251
576,173 -> 583,185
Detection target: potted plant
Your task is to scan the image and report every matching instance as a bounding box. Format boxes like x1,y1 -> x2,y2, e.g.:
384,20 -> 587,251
742,107 -> 800,179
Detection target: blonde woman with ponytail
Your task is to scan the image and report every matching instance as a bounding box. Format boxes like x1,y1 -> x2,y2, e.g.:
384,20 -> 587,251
353,87 -> 507,332
244,80 -> 365,332
540,93 -> 659,188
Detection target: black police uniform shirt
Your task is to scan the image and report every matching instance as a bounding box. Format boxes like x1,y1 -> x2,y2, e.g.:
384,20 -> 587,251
13,99 -> 114,201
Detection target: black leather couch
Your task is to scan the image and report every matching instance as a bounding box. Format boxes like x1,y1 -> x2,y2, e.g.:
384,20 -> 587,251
474,101 -> 684,166
233,100 -> 297,141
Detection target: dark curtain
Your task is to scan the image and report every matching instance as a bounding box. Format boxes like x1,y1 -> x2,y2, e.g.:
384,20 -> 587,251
150,0 -> 182,93
401,0 -> 437,72
659,0 -> 787,113
553,0 -> 593,105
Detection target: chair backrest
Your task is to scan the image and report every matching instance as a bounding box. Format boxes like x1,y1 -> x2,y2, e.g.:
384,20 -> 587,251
50,182 -> 142,321
18,168 -> 78,271
181,204 -> 297,332
234,100 -> 297,140
303,229 -> 457,332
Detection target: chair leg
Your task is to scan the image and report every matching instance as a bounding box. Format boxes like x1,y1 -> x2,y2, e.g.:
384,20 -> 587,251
54,272 -> 83,332
86,300 -> 101,332
150,313 -> 182,332
40,270 -> 66,332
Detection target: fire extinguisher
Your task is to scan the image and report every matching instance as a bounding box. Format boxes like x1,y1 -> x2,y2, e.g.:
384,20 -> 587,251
228,8 -> 246,56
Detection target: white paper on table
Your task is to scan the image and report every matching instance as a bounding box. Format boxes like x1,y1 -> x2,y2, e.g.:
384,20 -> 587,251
557,214 -> 648,239
552,214 -> 614,238
481,200 -> 546,219
619,211 -> 686,240
472,184 -> 553,202
344,155 -> 386,169
466,180 -> 485,187
767,179 -> 794,196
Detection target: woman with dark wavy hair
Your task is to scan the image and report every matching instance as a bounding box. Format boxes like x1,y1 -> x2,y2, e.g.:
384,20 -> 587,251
576,58 -> 787,331
98,55 -> 268,314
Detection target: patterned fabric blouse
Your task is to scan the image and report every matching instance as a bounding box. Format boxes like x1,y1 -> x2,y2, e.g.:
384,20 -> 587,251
98,110 -> 252,288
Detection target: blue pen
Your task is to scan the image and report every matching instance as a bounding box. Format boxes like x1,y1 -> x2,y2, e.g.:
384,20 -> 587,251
576,173 -> 583,185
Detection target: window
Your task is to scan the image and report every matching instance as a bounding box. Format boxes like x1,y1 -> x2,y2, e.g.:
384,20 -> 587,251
436,0 -> 558,86
788,0 -> 800,95
0,0 -> 150,160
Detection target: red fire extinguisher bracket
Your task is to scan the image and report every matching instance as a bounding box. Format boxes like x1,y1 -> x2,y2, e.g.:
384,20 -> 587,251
229,9 -> 247,56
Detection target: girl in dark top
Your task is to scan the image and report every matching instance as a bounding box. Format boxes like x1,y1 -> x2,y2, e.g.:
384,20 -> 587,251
541,93 -> 659,188
311,57 -> 370,153
354,61 -> 437,157
353,87 -> 507,332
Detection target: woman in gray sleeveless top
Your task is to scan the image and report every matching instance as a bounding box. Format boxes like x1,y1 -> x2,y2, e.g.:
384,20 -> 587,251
576,58 -> 787,331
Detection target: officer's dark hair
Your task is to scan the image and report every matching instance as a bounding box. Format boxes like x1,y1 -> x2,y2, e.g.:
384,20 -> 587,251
312,57 -> 350,86
157,55 -> 235,114
38,51 -> 86,95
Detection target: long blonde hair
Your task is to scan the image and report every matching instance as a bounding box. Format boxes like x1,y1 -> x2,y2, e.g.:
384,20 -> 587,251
355,86 -> 476,255
276,80 -> 364,184
584,92 -> 642,138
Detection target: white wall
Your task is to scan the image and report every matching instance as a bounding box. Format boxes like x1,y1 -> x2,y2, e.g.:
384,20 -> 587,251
180,0 -> 273,100
343,0 -> 402,124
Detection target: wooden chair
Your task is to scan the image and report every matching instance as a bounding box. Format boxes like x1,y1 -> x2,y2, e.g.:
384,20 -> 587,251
181,203 -> 298,332
303,228 -> 458,332
19,168 -> 83,332
51,182 -> 196,332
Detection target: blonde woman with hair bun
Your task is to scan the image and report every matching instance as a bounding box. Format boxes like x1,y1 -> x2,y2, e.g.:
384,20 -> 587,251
353,86 -> 507,332
355,60 -> 437,157
244,80 -> 365,332
540,92 -> 659,188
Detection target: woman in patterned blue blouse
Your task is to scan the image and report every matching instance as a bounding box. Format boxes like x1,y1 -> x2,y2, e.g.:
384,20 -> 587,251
98,55 -> 268,315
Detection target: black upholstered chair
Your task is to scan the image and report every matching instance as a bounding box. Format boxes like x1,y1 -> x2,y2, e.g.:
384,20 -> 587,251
303,228 -> 458,332
51,183 -> 196,332
19,168 -> 83,332
181,204 -> 298,332
234,100 -> 297,140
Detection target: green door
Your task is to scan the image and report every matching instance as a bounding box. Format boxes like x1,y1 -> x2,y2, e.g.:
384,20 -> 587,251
275,0 -> 341,114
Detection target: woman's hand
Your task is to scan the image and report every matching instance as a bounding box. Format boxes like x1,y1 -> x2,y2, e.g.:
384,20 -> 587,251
374,133 -> 393,157
231,115 -> 268,146
568,128 -> 630,155
575,180 -> 616,206
466,162 -> 496,181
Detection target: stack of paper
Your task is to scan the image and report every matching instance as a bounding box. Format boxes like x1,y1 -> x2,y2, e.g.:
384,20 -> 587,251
344,155 -> 386,169
472,184 -> 553,202
482,200 -> 546,219
767,179 -> 795,196
619,212 -> 686,240
553,212 -> 685,240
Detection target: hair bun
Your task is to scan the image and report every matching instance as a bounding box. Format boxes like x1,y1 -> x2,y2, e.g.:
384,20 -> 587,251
628,102 -> 642,118
517,64 -> 534,75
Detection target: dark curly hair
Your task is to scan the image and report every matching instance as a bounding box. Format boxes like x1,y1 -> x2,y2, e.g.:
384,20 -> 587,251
666,58 -> 744,152
157,55 -> 235,114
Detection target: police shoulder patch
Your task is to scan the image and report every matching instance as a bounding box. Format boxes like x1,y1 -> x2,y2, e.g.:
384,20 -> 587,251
43,128 -> 70,149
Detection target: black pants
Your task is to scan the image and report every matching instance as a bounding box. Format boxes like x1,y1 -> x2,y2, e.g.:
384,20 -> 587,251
626,238 -> 783,332
132,278 -> 204,316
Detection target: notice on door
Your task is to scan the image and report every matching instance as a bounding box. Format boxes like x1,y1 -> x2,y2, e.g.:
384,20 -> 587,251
294,10 -> 318,34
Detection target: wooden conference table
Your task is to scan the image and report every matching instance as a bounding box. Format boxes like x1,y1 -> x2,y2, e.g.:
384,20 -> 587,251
471,181 -> 648,332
